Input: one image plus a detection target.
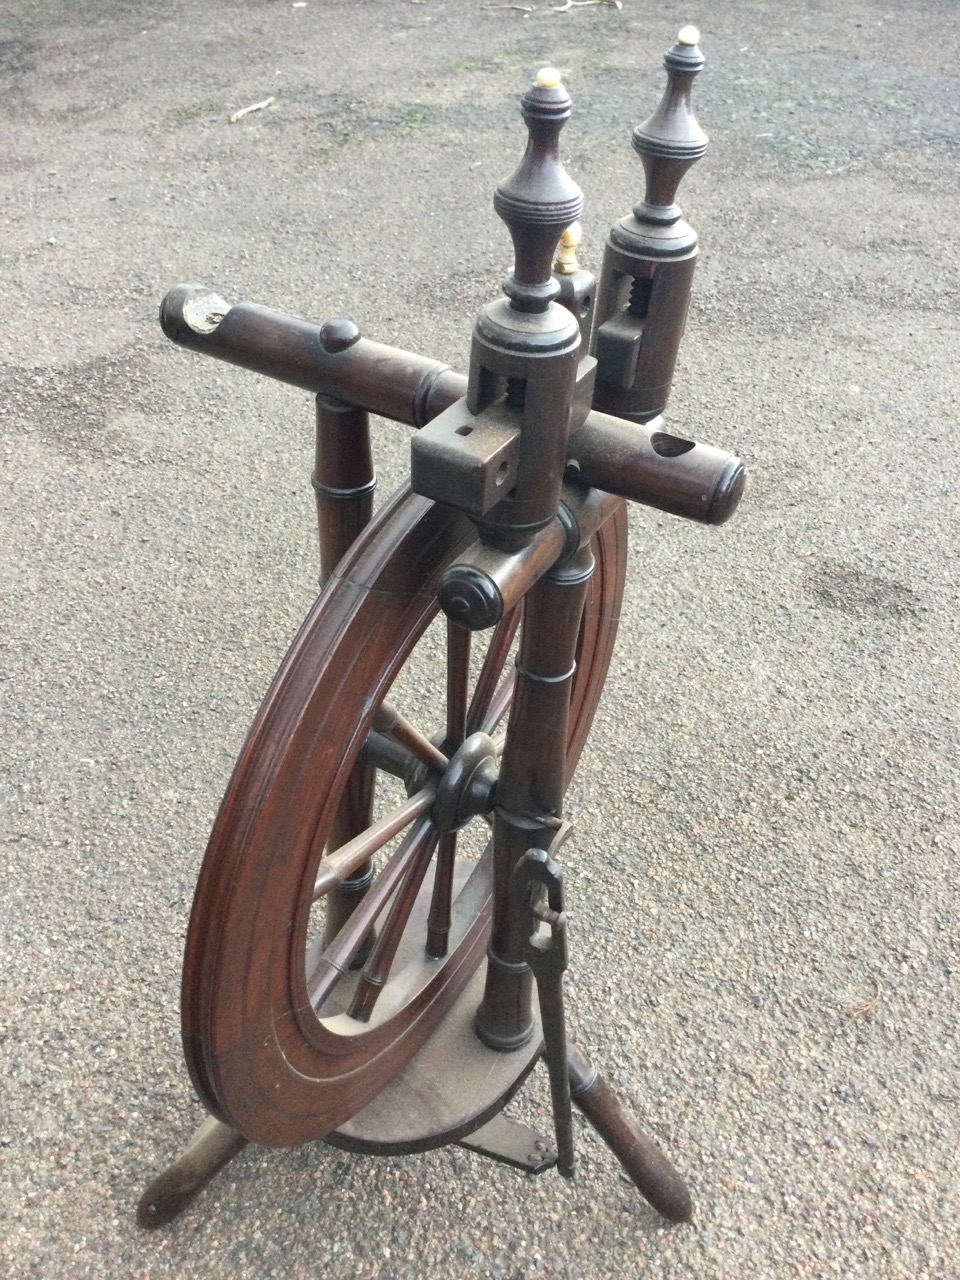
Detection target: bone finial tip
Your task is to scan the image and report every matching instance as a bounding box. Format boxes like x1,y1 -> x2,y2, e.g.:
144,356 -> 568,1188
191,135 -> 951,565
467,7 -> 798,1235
560,221 -> 582,249
554,221 -> 582,274
677,24 -> 701,46
536,67 -> 561,88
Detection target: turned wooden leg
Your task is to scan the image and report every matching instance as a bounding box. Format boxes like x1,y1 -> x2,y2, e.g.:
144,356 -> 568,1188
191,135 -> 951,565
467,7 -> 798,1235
137,1116 -> 248,1228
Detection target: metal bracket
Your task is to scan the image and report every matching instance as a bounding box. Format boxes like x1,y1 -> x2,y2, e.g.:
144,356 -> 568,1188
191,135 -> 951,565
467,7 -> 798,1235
514,822 -> 576,1178
456,1114 -> 557,1175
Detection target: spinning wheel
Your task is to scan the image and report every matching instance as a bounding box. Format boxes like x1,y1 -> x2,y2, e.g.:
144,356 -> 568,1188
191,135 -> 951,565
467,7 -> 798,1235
140,28 -> 743,1233
181,487 -> 627,1146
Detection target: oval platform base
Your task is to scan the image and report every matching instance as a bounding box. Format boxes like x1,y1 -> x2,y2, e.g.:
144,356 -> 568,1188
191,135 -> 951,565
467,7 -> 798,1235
327,964 -> 543,1157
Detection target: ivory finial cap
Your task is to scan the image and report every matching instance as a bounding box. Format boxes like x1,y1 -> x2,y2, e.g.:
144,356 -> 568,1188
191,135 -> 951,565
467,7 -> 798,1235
536,67 -> 561,88
560,221 -> 582,249
677,25 -> 701,46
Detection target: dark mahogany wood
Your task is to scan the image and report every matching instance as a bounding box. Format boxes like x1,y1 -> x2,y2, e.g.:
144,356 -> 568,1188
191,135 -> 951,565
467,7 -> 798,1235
330,963 -> 544,1157
161,286 -> 744,528
138,1117 -> 248,1230
314,395 -> 378,953
591,28 -> 709,422
179,486 -> 627,1145
568,1042 -> 693,1223
475,543 -> 595,1051
313,395 -> 376,582
146,28 -> 736,1230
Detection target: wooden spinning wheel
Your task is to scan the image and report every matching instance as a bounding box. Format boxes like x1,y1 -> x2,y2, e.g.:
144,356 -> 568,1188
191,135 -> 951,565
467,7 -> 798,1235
139,28 -> 744,1233
180,486 -> 627,1147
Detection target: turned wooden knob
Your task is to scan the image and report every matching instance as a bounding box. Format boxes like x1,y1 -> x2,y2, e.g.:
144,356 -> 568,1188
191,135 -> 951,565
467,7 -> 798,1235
632,27 -> 708,220
494,69 -> 584,312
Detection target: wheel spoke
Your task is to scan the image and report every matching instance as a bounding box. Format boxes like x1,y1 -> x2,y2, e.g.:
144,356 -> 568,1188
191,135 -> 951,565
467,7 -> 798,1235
180,483 -> 627,1144
322,756 -> 377,951
425,830 -> 458,959
347,818 -> 439,1022
477,666 -> 516,737
375,700 -> 448,773
361,730 -> 422,782
308,814 -> 436,1012
445,619 -> 471,749
465,605 -> 521,736
312,786 -> 434,901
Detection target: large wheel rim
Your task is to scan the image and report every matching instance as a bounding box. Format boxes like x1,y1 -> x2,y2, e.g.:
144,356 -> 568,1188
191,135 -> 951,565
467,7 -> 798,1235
181,487 -> 627,1146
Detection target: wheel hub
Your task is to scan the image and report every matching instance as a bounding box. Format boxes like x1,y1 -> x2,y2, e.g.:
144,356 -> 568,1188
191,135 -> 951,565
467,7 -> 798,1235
433,732 -> 499,833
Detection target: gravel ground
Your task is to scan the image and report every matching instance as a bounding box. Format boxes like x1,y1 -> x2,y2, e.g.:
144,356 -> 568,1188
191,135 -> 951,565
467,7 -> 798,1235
2,1 -> 958,1277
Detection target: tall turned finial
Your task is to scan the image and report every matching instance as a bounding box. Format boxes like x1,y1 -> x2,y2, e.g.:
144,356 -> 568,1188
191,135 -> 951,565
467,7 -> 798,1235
494,69 -> 585,313
632,26 -> 708,223
589,27 -> 709,423
411,68 -> 588,570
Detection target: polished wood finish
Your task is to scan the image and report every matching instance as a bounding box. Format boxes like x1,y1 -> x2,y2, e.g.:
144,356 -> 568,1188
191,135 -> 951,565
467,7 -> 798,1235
330,963 -> 543,1156
591,30 -> 708,422
180,487 -> 626,1146
146,28 -> 740,1231
475,545 -> 594,1050
138,1117 -> 248,1230
568,1042 -> 693,1223
314,395 -> 378,953
313,395 -> 375,582
161,287 -> 744,527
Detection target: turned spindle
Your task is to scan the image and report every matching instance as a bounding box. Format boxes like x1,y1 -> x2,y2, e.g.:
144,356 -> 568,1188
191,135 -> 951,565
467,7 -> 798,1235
591,26 -> 708,422
469,67 -> 588,545
412,70 -> 590,556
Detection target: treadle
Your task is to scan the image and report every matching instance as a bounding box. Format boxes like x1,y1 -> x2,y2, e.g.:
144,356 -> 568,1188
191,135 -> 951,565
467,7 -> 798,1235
327,964 -> 543,1156
457,1115 -> 556,1175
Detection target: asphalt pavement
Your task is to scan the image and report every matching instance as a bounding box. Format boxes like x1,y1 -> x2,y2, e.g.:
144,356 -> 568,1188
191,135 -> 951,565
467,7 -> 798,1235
2,1 -> 958,1277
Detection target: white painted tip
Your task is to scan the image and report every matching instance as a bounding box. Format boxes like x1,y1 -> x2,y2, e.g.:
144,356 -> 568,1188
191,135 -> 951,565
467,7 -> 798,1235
677,25 -> 701,46
536,67 -> 561,88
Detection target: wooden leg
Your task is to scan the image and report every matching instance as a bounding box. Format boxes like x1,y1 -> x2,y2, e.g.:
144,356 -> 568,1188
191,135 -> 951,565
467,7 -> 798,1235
567,1042 -> 693,1223
137,1116 -> 248,1229
314,395 -> 379,959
